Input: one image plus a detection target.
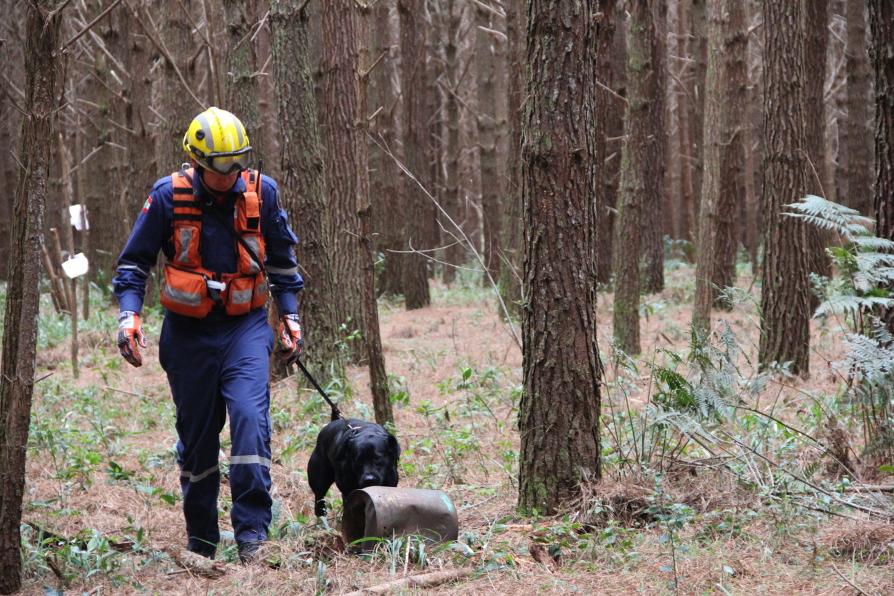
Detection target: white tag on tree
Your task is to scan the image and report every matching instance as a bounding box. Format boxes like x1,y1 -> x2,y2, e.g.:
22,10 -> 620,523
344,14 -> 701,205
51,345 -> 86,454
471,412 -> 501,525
69,205 -> 89,230
61,253 -> 89,278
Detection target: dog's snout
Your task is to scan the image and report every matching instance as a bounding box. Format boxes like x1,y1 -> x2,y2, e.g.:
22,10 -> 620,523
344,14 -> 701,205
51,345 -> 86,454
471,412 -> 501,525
360,474 -> 378,486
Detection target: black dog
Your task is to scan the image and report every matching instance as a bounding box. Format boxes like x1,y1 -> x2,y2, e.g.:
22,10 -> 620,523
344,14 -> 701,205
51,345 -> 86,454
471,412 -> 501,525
307,412 -> 400,517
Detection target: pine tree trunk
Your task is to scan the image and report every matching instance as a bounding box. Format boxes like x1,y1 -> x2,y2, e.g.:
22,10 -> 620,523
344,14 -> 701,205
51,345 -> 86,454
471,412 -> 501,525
693,0 -> 745,331
869,0 -> 894,242
357,0 -> 393,427
498,0 -> 525,317
224,0 -> 264,158
597,0 -> 621,286
690,0 -> 708,228
0,42 -> 16,282
153,0 -> 200,176
675,0 -> 696,245
441,0 -> 464,284
758,0 -> 811,377
321,0 -> 368,359
613,0 -> 655,356
270,0 -> 345,383
369,0 -> 404,298
477,4 -> 502,287
804,0 -> 831,278
519,0 -> 602,516
641,0 -> 667,294
844,0 -> 875,216
399,0 -> 431,309
0,1 -> 62,590
742,0 -> 763,265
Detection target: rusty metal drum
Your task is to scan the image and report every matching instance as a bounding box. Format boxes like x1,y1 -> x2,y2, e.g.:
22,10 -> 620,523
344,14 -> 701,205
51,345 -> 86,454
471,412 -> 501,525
342,487 -> 459,549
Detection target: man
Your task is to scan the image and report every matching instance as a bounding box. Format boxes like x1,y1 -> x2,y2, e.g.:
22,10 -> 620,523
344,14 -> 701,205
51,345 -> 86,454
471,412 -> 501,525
114,107 -> 304,562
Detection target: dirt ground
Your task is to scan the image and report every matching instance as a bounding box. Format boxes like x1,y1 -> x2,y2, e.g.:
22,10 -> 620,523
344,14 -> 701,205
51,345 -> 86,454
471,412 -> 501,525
15,268 -> 894,595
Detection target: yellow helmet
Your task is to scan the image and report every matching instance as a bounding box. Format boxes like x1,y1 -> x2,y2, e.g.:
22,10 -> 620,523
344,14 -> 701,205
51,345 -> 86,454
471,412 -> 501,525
182,107 -> 253,175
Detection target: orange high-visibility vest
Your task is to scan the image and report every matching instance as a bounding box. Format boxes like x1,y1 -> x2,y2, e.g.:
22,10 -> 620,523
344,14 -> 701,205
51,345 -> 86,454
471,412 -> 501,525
160,168 -> 268,318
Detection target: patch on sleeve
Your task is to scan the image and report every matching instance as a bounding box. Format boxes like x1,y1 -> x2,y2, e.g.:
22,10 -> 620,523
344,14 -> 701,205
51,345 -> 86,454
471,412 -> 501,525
141,197 -> 153,213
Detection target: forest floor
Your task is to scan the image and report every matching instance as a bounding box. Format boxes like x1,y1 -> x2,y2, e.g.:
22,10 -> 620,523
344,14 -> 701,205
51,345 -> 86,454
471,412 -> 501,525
14,261 -> 894,595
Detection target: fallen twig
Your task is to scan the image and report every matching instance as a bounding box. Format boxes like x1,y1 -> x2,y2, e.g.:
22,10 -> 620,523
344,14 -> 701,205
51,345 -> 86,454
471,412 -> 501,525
340,569 -> 473,595
830,561 -> 870,596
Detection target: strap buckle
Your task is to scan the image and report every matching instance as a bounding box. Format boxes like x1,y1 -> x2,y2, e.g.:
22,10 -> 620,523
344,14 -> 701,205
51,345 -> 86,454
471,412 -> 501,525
206,279 -> 226,305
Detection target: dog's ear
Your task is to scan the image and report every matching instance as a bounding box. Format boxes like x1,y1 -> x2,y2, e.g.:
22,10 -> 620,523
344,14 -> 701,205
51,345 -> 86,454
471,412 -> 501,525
387,434 -> 401,462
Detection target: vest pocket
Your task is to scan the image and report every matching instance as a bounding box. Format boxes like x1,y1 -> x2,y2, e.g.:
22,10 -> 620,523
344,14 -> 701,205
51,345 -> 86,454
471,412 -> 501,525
161,266 -> 214,318
225,275 -> 255,316
251,273 -> 268,309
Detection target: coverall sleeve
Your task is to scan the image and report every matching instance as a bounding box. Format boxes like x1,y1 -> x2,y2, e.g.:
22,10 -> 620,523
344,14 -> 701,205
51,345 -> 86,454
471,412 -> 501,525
261,176 -> 304,315
113,179 -> 172,315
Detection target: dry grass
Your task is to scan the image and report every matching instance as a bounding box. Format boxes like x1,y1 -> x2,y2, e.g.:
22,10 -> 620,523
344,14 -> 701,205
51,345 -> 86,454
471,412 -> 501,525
16,268 -> 894,595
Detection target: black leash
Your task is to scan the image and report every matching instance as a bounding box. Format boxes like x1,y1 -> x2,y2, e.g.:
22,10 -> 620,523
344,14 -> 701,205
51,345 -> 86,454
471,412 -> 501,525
293,357 -> 347,421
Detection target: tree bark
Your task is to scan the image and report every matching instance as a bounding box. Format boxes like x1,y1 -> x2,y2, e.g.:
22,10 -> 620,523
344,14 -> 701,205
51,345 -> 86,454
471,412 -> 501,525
675,0 -> 696,246
152,0 -> 200,177
518,0 -> 603,515
641,0 -> 667,294
476,3 -> 502,287
690,0 -> 708,227
844,0 -> 875,216
597,0 -> 623,285
692,0 -> 746,331
399,0 -> 431,309
440,0 -> 464,284
869,0 -> 894,242
321,0 -> 368,359
803,0 -> 831,278
758,0 -> 811,377
498,0 -> 525,316
224,0 -> 263,159
613,0 -> 655,356
270,0 -> 345,383
0,1 -> 62,591
368,0 -> 404,298
357,0 -> 394,427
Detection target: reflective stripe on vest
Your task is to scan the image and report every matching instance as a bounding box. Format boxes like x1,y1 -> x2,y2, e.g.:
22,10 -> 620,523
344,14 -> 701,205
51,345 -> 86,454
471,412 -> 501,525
160,168 -> 268,317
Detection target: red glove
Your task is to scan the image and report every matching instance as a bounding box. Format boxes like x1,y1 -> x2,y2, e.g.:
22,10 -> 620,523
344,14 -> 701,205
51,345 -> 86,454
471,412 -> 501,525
279,314 -> 303,365
117,311 -> 147,367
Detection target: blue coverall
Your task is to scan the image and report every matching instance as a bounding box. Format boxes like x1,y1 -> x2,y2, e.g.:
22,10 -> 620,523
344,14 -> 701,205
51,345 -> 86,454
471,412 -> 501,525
114,170 -> 303,556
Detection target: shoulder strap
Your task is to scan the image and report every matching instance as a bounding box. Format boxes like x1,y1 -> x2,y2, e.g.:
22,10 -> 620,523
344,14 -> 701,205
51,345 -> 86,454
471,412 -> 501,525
171,168 -> 202,222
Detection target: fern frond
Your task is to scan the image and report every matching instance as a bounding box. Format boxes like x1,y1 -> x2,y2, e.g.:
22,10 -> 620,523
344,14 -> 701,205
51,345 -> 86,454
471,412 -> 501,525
786,196 -> 874,239
851,236 -> 894,252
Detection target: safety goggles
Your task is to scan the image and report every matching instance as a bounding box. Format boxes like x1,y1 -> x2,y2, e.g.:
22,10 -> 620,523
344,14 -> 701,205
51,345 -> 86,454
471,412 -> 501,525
190,145 -> 254,175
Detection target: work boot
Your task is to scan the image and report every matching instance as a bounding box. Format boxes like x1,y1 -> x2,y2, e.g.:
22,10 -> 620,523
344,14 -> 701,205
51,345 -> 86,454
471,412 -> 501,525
237,540 -> 263,563
188,543 -> 217,560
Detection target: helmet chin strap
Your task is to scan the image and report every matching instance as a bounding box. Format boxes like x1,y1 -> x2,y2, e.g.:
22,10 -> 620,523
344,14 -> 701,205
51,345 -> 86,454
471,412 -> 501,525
195,165 -> 235,200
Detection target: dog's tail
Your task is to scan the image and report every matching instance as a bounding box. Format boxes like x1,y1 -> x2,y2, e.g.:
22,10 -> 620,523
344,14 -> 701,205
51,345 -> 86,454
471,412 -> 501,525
331,406 -> 340,423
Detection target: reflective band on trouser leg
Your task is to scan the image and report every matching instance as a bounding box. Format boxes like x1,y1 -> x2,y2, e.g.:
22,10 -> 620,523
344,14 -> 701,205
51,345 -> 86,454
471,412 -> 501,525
221,308 -> 275,545
181,464 -> 221,483
159,313 -> 227,554
230,455 -> 272,467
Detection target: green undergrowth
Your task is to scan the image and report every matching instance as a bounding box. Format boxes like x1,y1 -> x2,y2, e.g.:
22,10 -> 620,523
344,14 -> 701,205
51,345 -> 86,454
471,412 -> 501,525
5,236 -> 894,594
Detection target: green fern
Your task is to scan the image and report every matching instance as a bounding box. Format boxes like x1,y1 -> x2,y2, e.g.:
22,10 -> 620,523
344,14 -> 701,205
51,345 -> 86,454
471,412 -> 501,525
651,323 -> 742,423
787,195 -> 894,318
838,322 -> 894,459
